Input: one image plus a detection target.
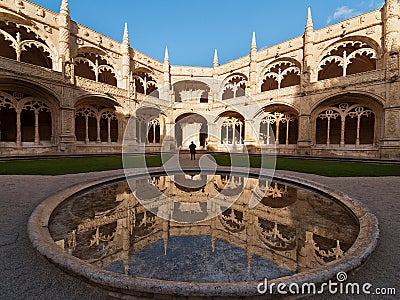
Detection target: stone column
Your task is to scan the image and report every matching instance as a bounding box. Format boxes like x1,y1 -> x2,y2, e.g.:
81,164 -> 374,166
16,109 -> 21,147
297,115 -> 312,155
59,108 -> 76,151
108,118 -> 112,144
34,110 -> 40,145
340,117 -> 346,147
244,119 -> 256,150
96,118 -> 101,143
381,108 -> 400,159
85,116 -> 89,144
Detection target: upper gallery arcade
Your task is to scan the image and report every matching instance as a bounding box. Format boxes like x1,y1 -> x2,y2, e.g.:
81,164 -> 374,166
0,0 -> 399,159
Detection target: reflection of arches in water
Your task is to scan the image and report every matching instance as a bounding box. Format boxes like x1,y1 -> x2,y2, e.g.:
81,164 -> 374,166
134,211 -> 157,238
172,201 -> 208,223
256,180 -> 297,208
219,208 -> 245,233
257,218 -> 296,251
311,233 -> 353,263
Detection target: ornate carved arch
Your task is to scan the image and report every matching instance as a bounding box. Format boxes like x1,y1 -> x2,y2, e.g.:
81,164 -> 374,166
0,19 -> 56,68
74,50 -> 120,86
131,67 -> 159,97
318,39 -> 378,80
221,73 -> 248,100
260,59 -> 301,92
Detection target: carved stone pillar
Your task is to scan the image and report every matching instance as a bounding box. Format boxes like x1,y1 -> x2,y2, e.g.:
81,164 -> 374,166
34,110 -> 40,145
108,118 -> 112,144
85,116 -> 89,144
16,109 -> 21,147
59,108 -> 76,151
297,115 -> 312,154
381,108 -> 400,159
244,119 -> 256,152
96,118 -> 101,143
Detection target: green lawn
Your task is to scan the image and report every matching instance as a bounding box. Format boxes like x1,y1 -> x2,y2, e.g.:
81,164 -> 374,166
0,156 -> 163,176
212,154 -> 400,177
0,154 -> 399,177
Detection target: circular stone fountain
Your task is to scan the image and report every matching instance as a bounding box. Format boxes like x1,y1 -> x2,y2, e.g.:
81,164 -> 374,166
28,167 -> 378,298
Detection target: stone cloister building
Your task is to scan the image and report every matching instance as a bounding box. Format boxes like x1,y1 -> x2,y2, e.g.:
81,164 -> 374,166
0,0 -> 400,159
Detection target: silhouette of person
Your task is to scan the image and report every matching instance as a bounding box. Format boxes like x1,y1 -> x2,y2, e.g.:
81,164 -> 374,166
189,141 -> 197,160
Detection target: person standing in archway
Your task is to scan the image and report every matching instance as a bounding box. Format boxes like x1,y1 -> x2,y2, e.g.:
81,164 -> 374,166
189,141 -> 197,160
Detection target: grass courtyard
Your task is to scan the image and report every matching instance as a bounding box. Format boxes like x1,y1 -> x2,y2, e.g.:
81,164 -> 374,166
0,154 -> 399,177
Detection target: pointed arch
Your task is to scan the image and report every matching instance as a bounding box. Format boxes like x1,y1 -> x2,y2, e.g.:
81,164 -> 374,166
318,38 -> 379,80
260,59 -> 301,92
221,74 -> 248,100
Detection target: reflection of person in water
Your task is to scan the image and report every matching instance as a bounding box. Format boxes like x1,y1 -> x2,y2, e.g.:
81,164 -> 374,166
189,141 -> 197,160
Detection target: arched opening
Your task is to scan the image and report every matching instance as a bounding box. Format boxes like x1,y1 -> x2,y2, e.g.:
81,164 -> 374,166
222,74 -> 247,100
175,113 -> 208,148
133,69 -> 159,98
173,81 -> 210,103
0,20 -> 53,69
0,85 -> 55,147
261,61 -> 300,92
218,111 -> 245,145
314,95 -> 379,147
20,99 -> 53,145
75,59 -> 96,81
135,107 -> 163,145
258,105 -> 299,146
147,119 -> 161,144
75,99 -> 120,145
20,45 -> 52,69
318,40 -> 377,81
75,53 -> 117,86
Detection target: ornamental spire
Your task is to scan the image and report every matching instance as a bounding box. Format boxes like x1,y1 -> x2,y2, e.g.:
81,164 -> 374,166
306,7 -> 313,30
164,46 -> 169,64
123,22 -> 129,44
60,0 -> 69,15
251,32 -> 257,51
213,49 -> 218,67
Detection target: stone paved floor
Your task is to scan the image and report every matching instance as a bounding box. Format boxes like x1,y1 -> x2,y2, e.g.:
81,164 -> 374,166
0,155 -> 399,299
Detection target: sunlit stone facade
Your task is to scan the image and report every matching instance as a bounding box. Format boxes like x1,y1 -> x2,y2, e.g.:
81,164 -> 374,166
0,0 -> 400,159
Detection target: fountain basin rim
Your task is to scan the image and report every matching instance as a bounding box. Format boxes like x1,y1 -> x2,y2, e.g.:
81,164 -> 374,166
27,167 -> 379,298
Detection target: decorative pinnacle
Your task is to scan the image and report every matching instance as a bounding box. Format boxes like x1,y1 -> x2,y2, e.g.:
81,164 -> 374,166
251,32 -> 257,50
123,22 -> 129,44
213,49 -> 218,67
306,7 -> 314,29
60,0 -> 69,14
164,46 -> 169,63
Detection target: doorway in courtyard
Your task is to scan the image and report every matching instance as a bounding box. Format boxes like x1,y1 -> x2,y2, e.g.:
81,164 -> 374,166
175,113 -> 208,149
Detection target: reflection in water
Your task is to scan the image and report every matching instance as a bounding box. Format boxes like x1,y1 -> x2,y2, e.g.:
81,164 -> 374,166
49,173 -> 359,283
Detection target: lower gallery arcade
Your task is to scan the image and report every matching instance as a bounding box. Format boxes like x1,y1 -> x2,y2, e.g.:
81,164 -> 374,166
0,81 -> 381,158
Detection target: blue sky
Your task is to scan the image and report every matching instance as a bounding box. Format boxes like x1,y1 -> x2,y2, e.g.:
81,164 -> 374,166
31,0 -> 384,66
